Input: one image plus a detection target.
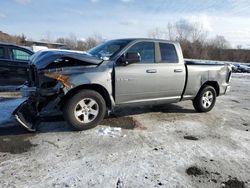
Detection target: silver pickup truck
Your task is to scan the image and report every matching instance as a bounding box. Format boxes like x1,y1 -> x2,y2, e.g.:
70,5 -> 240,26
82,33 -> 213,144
14,38 -> 232,131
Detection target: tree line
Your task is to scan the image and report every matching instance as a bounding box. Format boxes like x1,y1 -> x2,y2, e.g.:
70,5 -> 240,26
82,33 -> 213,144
1,20 -> 250,63
0,31 -> 103,51
148,20 -> 250,63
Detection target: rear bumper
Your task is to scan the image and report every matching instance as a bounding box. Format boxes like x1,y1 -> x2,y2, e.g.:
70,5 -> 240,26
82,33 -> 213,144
219,83 -> 231,96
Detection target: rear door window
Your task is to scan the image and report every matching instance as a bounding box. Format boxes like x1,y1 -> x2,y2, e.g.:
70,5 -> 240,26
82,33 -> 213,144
11,49 -> 31,61
159,43 -> 178,63
127,42 -> 155,64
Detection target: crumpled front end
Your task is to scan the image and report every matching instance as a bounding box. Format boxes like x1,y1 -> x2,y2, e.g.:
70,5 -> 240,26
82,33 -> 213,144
13,70 -> 67,131
13,97 -> 38,132
13,50 -> 103,131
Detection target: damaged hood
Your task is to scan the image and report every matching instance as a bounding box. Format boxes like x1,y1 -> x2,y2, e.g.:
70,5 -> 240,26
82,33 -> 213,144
30,50 -> 103,70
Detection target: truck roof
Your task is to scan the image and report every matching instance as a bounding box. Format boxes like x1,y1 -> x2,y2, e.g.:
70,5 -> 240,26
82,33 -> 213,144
113,38 -> 178,45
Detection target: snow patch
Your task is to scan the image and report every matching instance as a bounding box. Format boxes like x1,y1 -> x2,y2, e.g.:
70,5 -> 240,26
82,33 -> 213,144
0,98 -> 26,127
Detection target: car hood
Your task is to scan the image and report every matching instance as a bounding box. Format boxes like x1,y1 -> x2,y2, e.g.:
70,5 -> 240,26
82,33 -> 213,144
30,50 -> 103,70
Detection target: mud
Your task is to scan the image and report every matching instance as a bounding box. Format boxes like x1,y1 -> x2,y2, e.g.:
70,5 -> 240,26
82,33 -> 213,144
0,134 -> 36,154
222,178 -> 245,188
184,135 -> 199,140
186,166 -> 204,176
101,116 -> 146,130
186,165 -> 246,188
231,100 -> 240,103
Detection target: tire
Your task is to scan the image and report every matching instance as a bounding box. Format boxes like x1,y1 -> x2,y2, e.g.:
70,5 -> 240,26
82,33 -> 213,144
63,89 -> 106,131
192,85 -> 217,113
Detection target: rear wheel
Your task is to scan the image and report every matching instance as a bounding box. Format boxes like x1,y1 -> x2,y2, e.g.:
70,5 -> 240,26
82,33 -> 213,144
192,85 -> 216,112
63,90 -> 106,130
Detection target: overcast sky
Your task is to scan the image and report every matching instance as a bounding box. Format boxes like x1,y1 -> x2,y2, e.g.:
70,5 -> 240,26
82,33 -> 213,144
1,0 -> 250,48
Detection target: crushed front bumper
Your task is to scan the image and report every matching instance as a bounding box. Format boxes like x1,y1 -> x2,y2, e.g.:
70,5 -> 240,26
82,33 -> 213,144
13,98 -> 38,132
13,86 -> 41,132
13,85 -> 63,132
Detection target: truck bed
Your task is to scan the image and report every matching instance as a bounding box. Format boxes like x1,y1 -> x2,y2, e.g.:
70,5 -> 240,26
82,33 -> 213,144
185,59 -> 227,66
183,59 -> 231,100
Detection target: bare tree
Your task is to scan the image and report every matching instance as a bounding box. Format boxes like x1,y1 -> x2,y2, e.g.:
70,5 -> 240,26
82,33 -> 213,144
167,23 -> 175,40
148,27 -> 165,39
41,31 -> 53,43
55,33 -> 104,51
84,34 -> 104,50
208,35 -> 231,49
191,22 -> 207,43
174,19 -> 194,41
148,19 -> 207,43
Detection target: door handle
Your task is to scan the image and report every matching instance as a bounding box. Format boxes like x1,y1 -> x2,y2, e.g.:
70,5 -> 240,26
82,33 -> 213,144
174,69 -> 183,73
146,69 -> 157,73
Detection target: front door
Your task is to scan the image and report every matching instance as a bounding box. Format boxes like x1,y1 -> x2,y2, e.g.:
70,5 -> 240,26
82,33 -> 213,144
115,41 -> 159,104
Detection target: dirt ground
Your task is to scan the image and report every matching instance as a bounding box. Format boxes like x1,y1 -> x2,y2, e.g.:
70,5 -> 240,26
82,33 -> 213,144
0,73 -> 249,188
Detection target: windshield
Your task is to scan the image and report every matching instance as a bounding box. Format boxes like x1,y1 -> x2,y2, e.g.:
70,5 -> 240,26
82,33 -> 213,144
87,39 -> 132,60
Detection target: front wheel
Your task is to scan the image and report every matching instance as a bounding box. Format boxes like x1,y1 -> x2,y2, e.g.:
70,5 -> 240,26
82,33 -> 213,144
192,85 -> 217,112
63,90 -> 106,131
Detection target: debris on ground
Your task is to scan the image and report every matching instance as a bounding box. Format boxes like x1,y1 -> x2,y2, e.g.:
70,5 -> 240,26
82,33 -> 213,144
97,127 -> 125,137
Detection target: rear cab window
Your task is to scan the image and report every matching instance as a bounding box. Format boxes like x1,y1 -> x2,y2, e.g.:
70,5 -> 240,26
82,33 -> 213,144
159,43 -> 179,63
127,42 -> 155,64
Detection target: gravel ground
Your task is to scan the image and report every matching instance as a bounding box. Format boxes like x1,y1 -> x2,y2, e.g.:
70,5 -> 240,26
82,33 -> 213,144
0,73 -> 249,188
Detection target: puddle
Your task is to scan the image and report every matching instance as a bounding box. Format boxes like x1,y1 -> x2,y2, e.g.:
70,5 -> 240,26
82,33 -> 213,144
184,135 -> 199,140
101,117 -> 146,130
0,134 -> 36,154
222,178 -> 245,188
186,166 -> 204,176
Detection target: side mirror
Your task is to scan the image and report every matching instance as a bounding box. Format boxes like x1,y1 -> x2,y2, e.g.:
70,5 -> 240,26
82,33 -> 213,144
118,52 -> 141,65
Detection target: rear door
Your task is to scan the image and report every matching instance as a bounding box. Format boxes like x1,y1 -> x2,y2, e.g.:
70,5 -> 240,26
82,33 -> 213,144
154,42 -> 186,99
0,46 -> 32,86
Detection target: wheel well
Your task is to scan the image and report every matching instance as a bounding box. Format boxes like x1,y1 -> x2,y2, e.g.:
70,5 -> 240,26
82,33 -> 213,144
201,81 -> 220,96
60,84 -> 112,110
